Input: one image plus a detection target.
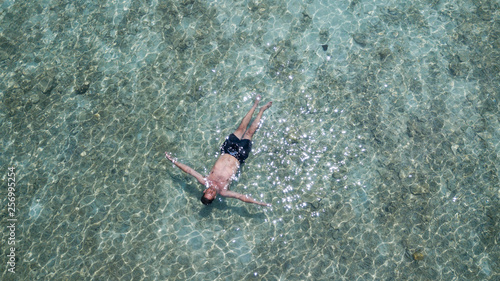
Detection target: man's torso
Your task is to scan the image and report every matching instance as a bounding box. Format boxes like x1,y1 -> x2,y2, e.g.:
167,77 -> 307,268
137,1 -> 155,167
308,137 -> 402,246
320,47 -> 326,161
206,154 -> 240,191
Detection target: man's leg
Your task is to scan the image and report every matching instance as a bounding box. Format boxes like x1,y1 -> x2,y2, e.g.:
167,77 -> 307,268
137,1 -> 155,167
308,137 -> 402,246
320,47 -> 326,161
242,102 -> 272,140
233,95 -> 261,138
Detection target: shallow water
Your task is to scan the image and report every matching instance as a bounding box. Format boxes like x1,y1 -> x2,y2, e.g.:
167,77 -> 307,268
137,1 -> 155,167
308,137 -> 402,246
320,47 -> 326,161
1,0 -> 499,280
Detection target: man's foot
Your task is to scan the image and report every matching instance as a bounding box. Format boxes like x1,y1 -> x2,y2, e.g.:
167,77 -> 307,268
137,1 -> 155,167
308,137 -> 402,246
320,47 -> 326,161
261,101 -> 272,111
254,95 -> 261,106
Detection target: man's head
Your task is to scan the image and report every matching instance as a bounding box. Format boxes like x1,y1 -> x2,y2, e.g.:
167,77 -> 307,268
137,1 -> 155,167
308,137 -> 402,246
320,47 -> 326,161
201,186 -> 217,205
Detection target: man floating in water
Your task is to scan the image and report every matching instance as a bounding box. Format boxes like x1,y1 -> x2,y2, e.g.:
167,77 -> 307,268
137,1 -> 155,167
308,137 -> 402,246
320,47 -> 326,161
165,95 -> 272,207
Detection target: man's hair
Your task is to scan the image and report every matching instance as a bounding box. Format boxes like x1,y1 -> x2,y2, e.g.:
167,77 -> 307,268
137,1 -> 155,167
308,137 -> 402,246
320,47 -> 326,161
201,195 -> 214,205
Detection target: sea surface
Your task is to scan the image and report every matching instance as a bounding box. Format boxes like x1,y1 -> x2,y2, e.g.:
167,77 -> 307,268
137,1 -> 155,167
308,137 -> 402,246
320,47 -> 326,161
1,0 -> 499,280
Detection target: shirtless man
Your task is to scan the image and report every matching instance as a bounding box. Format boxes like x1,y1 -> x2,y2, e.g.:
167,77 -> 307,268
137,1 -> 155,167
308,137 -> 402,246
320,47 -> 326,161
165,95 -> 272,207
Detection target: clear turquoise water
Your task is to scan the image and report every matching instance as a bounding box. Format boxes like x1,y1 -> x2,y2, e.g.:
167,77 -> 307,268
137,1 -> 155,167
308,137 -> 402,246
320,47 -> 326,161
1,0 -> 499,280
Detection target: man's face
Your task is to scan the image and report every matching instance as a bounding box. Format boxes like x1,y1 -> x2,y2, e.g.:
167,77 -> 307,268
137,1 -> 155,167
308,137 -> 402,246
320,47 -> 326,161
203,187 -> 217,200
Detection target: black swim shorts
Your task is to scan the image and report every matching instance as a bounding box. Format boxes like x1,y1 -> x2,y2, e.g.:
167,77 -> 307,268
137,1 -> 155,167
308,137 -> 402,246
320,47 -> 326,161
220,134 -> 252,164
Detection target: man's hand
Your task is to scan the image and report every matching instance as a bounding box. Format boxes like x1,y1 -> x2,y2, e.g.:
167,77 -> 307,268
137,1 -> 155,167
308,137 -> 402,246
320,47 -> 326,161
165,152 -> 176,163
165,152 -> 206,186
257,202 -> 272,207
220,190 -> 271,207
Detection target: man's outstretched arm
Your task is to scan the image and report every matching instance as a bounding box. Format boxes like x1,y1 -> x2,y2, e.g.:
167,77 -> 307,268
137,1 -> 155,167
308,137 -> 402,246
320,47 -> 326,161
165,152 -> 206,186
220,190 -> 271,207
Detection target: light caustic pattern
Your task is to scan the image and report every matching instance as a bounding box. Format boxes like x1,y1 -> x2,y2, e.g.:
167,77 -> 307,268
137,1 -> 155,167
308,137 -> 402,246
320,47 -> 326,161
249,96 -> 369,214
